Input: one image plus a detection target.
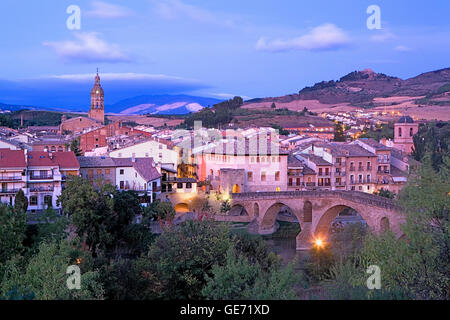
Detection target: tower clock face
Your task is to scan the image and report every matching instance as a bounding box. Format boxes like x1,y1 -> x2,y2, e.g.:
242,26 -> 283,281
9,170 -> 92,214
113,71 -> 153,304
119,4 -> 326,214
96,90 -> 99,94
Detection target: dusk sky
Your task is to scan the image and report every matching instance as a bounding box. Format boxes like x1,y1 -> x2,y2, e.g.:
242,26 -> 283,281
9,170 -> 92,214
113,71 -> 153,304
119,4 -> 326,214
1,0 -> 450,107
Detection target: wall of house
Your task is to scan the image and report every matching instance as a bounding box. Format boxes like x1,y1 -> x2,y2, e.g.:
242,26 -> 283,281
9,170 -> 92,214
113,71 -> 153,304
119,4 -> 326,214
109,140 -> 178,168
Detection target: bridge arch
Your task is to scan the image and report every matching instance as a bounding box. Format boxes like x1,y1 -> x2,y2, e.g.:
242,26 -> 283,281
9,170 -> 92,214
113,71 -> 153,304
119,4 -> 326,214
260,202 -> 299,234
229,204 -> 249,216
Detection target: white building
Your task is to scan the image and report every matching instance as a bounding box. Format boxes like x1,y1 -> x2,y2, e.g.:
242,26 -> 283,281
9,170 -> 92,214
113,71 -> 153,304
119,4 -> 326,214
109,139 -> 178,171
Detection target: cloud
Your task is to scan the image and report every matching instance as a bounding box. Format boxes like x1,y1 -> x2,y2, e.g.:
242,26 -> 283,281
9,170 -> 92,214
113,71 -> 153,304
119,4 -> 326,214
0,73 -> 210,109
256,24 -> 351,52
43,32 -> 130,63
86,1 -> 135,19
370,31 -> 396,42
210,93 -> 252,100
154,0 -> 234,28
394,45 -> 413,52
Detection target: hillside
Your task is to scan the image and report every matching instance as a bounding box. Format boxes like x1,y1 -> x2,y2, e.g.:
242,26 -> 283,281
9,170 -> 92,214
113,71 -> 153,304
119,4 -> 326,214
244,68 -> 450,121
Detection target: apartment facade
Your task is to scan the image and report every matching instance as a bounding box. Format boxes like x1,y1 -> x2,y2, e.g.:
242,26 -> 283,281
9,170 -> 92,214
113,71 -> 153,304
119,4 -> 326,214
0,149 -> 80,211
294,138 -> 410,194
194,139 -> 289,194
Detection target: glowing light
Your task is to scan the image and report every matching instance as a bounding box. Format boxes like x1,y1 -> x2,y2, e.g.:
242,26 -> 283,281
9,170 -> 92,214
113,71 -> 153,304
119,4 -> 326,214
76,258 -> 82,265
314,238 -> 324,248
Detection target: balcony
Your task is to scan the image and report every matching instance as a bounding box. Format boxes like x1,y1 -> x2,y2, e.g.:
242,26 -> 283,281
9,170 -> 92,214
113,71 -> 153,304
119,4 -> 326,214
29,186 -> 54,193
0,189 -> 20,194
366,166 -> 373,171
358,167 -> 364,171
378,170 -> 391,174
0,176 -> 23,182
318,172 -> 331,177
349,167 -> 355,172
29,175 -> 53,181
335,171 -> 346,177
305,182 -> 316,187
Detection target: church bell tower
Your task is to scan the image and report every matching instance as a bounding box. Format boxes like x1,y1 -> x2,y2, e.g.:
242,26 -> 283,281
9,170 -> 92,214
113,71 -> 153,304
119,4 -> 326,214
88,69 -> 105,124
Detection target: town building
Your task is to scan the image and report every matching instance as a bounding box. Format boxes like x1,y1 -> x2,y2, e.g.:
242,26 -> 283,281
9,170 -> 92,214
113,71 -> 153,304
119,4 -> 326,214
0,149 -> 80,211
109,138 -> 178,170
194,138 -> 289,194
392,116 -> 419,154
293,138 -> 411,195
78,156 -> 162,204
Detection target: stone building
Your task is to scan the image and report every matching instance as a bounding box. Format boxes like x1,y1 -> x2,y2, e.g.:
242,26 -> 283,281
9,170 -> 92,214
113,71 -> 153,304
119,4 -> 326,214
393,116 -> 419,154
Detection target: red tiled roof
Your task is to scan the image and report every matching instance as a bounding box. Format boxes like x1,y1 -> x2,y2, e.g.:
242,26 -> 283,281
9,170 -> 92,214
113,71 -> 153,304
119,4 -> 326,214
0,149 -> 26,168
27,152 -> 55,167
52,152 -> 80,169
27,151 -> 79,168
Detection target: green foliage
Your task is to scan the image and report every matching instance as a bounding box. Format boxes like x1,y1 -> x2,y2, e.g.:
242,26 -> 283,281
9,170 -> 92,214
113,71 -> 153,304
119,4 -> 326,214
134,220 -> 233,299
25,208 -> 69,253
270,124 -> 290,136
0,240 -> 104,300
360,122 -> 394,140
143,200 -> 175,225
70,138 -> 82,156
202,248 -> 298,300
373,188 -> 396,199
58,176 -> 142,256
220,199 -> 231,214
325,157 -> 449,300
271,102 -> 276,109
333,121 -> 346,142
14,189 -> 28,213
0,204 -> 27,264
412,121 -> 449,171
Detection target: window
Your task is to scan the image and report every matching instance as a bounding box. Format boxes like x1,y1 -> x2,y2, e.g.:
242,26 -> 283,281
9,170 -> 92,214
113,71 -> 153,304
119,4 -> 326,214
120,181 -> 124,189
288,178 -> 293,186
186,182 -> 192,189
44,195 -> 52,206
359,186 -> 363,191
105,169 -> 110,175
97,169 -> 102,175
398,127 -> 402,137
275,171 -> 280,181
30,196 -> 38,206
296,178 -> 301,186
247,171 -> 253,182
261,172 -> 266,182
177,183 -> 183,189
410,127 -> 414,137
120,169 -> 124,175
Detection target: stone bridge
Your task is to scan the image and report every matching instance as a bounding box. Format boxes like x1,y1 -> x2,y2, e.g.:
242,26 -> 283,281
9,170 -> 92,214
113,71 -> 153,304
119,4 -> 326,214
230,191 -> 405,250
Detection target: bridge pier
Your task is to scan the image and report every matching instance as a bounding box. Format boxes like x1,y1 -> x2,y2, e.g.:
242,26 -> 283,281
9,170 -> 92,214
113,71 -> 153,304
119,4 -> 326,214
296,222 -> 313,251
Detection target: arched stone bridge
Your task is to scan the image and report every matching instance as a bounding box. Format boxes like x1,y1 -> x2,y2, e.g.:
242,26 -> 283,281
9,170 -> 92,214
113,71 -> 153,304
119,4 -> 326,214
230,191 -> 405,250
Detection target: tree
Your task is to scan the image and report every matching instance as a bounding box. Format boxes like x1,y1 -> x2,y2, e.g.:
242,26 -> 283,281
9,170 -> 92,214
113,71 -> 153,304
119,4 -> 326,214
333,121 -> 346,142
373,188 -> 396,199
0,240 -> 104,300
14,189 -> 28,213
134,220 -> 233,299
70,138 -> 82,156
220,199 -> 231,214
271,102 -> 276,109
144,200 -> 175,228
326,155 -> 449,299
412,121 -> 449,171
58,176 -> 114,256
0,204 -> 27,264
202,248 -> 298,300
